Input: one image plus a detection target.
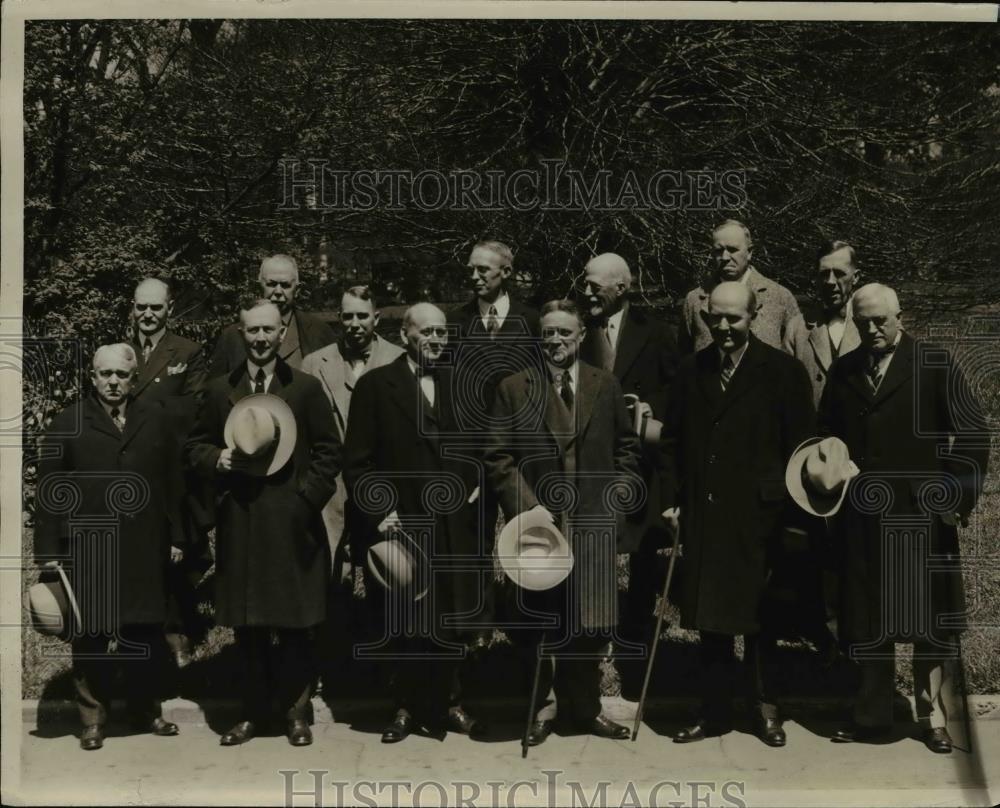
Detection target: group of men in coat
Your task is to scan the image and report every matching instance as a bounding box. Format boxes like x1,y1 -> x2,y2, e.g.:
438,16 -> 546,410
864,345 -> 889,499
33,223 -> 989,757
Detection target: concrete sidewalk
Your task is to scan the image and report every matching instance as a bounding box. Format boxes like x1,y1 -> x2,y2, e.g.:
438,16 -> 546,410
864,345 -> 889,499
7,697 -> 1000,807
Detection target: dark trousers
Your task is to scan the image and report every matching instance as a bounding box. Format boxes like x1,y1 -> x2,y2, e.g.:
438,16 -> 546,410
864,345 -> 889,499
233,627 -> 314,724
384,635 -> 461,722
698,631 -> 777,724
72,626 -> 169,727
520,632 -> 607,725
621,536 -> 668,639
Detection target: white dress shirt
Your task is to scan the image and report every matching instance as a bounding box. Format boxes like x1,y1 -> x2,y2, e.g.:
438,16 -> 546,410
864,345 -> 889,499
247,358 -> 277,393
719,340 -> 750,373
407,356 -> 436,408
606,308 -> 625,352
478,291 -> 510,331
546,360 -> 578,396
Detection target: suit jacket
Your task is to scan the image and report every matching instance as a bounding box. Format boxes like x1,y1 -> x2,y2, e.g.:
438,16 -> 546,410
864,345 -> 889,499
484,362 -> 641,632
818,333 -> 989,644
662,335 -> 815,635
184,359 -> 341,628
300,335 -> 405,568
785,310 -> 861,406
207,309 -> 336,379
34,396 -> 185,632
680,267 -> 804,354
130,330 -> 207,413
581,302 -> 678,553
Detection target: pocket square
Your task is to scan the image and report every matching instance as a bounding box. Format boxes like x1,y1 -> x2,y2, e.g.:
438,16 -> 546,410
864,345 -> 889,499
167,362 -> 187,375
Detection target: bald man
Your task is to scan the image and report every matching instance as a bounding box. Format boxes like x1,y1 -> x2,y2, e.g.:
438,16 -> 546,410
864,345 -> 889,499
34,344 -> 186,750
128,277 -> 209,667
819,284 -> 989,753
680,220 -> 804,354
577,253 -> 679,651
344,303 -> 486,742
661,282 -> 815,747
208,254 -> 336,378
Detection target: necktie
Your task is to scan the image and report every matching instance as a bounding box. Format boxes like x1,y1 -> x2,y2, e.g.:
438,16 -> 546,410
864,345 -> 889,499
585,321 -> 615,371
110,407 -> 125,432
253,368 -> 266,394
485,305 -> 499,338
867,356 -> 883,392
557,371 -> 574,410
142,338 -> 153,362
720,354 -> 735,392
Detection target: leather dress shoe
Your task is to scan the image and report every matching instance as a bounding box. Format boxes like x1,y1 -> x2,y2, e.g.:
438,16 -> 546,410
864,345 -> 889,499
830,723 -> 891,744
754,716 -> 786,747
525,719 -> 553,747
924,726 -> 953,754
588,714 -> 630,740
80,724 -> 104,751
220,720 -> 256,746
381,710 -> 413,744
447,706 -> 479,736
149,717 -> 180,736
673,719 -> 731,743
287,719 -> 313,746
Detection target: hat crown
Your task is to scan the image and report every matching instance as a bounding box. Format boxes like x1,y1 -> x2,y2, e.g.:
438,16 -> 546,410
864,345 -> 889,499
232,406 -> 277,456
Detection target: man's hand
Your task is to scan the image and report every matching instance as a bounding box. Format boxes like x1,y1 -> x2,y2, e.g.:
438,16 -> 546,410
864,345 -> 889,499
170,546 -> 184,564
377,510 -> 403,535
635,401 -> 653,420
38,560 -> 59,570
216,448 -> 253,473
661,506 -> 680,536
527,504 -> 555,523
941,511 -> 969,529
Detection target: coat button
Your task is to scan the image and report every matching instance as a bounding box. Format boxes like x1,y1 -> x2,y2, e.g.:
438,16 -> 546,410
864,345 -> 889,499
155,377 -> 161,383
709,454 -> 717,463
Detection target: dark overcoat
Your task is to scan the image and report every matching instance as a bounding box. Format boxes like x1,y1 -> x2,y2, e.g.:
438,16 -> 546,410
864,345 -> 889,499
184,359 -> 341,628
343,355 -> 488,640
662,335 -> 815,635
581,303 -> 678,553
34,396 -> 185,632
207,309 -> 336,379
818,333 -> 989,644
484,362 -> 641,632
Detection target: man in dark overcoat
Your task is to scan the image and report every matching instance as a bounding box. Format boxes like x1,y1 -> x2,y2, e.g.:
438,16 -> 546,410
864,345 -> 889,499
576,252 -> 678,645
662,281 -> 815,747
343,303 -> 486,742
208,254 -> 336,377
128,276 -> 209,667
818,283 -> 989,754
483,299 -> 641,746
34,343 -> 186,750
185,299 -> 340,747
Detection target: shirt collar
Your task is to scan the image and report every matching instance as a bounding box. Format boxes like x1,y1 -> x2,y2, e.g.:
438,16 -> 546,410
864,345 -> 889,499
406,355 -> 435,378
138,328 -> 166,350
719,339 -> 750,370
478,291 -> 510,319
100,398 -> 127,418
247,358 -> 277,381
546,360 -> 578,387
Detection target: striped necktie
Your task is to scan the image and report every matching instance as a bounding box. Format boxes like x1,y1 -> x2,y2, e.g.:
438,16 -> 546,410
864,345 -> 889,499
142,338 -> 153,362
485,305 -> 499,338
720,354 -> 735,391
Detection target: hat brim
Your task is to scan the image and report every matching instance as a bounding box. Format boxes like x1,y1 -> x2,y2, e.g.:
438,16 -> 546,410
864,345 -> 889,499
224,394 -> 297,476
367,532 -> 429,601
785,436 -> 853,518
26,566 -> 81,639
497,510 -> 573,591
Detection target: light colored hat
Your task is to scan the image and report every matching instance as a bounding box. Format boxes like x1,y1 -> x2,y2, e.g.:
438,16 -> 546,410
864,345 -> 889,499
24,565 -> 82,640
785,436 -> 861,517
497,510 -> 574,591
367,530 -> 429,601
223,394 -> 296,476
624,394 -> 663,446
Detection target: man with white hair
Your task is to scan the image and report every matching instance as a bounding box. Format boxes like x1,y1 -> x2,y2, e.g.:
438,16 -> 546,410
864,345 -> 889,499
680,220 -> 804,354
208,254 -> 336,377
577,253 -> 678,652
819,283 -> 989,753
34,343 -> 186,750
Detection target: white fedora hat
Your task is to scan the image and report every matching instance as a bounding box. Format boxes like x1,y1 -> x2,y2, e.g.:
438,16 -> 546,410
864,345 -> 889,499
367,530 -> 430,601
624,394 -> 663,446
24,565 -> 82,640
785,436 -> 861,517
497,510 -> 574,591
223,394 -> 296,476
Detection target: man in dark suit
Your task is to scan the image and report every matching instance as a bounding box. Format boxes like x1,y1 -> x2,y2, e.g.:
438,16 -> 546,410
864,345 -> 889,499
34,343 -> 185,750
344,303 -> 486,742
185,300 -> 341,747
484,299 -> 642,746
128,277 -> 209,667
577,252 -> 677,645
818,283 -> 989,754
208,254 -> 336,377
662,281 -> 815,747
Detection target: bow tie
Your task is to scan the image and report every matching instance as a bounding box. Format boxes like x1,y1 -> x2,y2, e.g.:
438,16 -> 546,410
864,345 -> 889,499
344,347 -> 371,365
414,364 -> 437,378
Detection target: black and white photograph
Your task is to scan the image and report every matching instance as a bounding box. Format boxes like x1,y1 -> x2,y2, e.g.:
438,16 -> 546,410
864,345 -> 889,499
2,1 -> 999,805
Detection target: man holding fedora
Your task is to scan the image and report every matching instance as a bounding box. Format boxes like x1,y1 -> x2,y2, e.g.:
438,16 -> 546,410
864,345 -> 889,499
208,254 -> 336,378
577,252 -> 678,650
816,283 -> 989,753
34,343 -> 186,750
343,302 -> 485,743
484,299 -> 641,746
661,281 -> 815,747
185,299 -> 341,747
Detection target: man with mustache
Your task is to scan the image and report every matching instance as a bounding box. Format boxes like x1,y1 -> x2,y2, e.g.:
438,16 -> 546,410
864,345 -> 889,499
208,254 -> 336,378
680,220 -> 804,354
483,299 -> 641,746
185,299 -> 341,747
344,303 -> 485,743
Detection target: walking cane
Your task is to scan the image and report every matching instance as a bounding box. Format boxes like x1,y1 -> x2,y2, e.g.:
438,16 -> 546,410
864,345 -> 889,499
631,520 -> 681,741
955,634 -> 974,755
522,631 -> 547,759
